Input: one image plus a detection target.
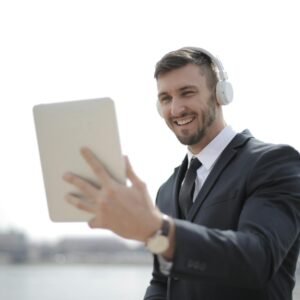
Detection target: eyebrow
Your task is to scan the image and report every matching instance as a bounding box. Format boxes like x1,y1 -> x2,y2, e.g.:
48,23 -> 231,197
179,85 -> 198,92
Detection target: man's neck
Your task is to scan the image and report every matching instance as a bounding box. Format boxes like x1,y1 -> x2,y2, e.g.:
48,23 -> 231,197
188,122 -> 227,154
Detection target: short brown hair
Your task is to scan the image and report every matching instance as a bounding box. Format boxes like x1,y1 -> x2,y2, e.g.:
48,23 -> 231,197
154,47 -> 218,90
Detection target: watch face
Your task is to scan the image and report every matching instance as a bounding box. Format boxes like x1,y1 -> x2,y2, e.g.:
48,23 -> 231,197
147,235 -> 169,254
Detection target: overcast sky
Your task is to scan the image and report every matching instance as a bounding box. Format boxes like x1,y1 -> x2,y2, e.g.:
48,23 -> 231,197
0,0 -> 299,241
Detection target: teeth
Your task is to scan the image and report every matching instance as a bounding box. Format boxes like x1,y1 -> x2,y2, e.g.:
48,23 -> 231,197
176,117 -> 193,126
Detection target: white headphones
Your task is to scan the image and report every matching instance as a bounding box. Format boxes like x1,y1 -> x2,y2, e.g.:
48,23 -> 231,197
156,47 -> 233,116
197,47 -> 233,106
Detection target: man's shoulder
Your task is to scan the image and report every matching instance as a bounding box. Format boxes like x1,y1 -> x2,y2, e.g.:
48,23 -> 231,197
156,157 -> 186,200
230,131 -> 300,178
232,129 -> 299,156
159,164 -> 183,189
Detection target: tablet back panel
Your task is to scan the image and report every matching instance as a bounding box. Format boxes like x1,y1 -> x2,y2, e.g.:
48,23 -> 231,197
33,98 -> 125,222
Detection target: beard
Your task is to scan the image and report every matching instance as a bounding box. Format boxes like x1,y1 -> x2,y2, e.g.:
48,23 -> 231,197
174,97 -> 217,146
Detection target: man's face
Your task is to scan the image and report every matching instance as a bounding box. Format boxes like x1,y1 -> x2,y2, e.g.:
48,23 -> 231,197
157,64 -> 218,151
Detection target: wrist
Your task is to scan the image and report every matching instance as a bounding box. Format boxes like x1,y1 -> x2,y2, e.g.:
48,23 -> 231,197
145,214 -> 172,255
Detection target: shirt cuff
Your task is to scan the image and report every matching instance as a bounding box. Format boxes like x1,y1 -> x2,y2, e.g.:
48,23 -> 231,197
157,254 -> 173,276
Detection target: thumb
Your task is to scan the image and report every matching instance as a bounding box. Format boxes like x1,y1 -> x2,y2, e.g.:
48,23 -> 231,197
124,156 -> 143,187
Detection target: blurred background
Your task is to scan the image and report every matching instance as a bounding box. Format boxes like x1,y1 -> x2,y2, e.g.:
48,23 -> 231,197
0,0 -> 300,299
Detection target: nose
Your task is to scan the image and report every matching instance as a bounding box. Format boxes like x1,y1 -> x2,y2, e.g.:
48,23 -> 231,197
171,97 -> 186,117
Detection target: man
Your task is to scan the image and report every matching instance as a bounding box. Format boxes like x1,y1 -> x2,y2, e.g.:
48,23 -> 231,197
63,47 -> 300,299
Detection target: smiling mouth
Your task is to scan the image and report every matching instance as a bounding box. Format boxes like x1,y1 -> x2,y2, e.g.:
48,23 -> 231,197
174,116 -> 195,126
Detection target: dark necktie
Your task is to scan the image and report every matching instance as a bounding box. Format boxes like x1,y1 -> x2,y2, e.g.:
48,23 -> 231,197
179,158 -> 202,218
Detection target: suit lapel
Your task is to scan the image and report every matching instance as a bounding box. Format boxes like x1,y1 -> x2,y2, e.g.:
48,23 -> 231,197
171,156 -> 188,218
187,130 -> 253,221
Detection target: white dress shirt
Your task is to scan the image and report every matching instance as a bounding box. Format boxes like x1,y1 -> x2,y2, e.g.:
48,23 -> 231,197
187,125 -> 237,202
158,126 -> 237,275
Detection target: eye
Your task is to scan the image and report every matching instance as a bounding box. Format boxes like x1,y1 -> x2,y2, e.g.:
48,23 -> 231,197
182,90 -> 195,97
159,95 -> 172,103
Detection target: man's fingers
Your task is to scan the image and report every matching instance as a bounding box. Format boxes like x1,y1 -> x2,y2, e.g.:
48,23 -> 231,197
65,194 -> 96,213
88,217 -> 100,229
81,147 -> 113,186
63,172 -> 98,198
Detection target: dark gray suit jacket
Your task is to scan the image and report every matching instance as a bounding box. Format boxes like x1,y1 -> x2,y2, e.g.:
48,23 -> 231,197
144,130 -> 300,300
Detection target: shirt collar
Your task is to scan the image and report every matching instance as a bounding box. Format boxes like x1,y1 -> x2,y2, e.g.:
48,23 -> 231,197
187,126 -> 237,171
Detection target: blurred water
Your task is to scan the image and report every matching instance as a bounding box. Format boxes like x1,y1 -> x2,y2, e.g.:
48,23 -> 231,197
1,264 -> 300,300
0,264 -> 152,300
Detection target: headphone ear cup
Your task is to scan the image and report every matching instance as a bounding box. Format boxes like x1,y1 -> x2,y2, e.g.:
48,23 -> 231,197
216,81 -> 234,105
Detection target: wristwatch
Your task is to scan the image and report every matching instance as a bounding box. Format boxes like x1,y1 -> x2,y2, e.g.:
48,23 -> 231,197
146,215 -> 170,254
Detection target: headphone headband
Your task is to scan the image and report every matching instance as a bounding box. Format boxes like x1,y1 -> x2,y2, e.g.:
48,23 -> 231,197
187,47 -> 228,81
188,47 -> 233,105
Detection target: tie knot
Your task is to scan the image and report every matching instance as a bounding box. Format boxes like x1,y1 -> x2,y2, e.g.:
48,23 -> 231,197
189,157 -> 202,171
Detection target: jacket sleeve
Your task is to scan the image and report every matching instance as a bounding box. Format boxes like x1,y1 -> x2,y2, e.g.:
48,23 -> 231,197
170,145 -> 300,288
144,187 -> 168,300
144,255 -> 168,300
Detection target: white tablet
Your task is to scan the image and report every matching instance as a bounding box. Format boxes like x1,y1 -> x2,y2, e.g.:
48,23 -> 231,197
33,97 -> 125,222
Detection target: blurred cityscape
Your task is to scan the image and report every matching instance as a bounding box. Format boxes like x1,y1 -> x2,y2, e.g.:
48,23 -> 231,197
1,227 -> 300,272
0,228 -> 152,265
